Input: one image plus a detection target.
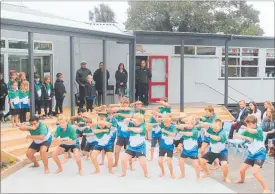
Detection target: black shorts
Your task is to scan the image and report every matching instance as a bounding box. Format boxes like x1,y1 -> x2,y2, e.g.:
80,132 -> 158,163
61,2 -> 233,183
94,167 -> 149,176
84,143 -> 95,152
159,148 -> 173,158
10,108 -> 20,115
197,141 -> 202,149
29,141 -> 51,152
244,158 -> 265,168
60,144 -> 80,152
116,137 -> 129,148
174,139 -> 183,147
151,137 -> 161,148
180,153 -> 198,160
93,146 -> 113,153
126,149 -> 146,158
202,152 -> 228,164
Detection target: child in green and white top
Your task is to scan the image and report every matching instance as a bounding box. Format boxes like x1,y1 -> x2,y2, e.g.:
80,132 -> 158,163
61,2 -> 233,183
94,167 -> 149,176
8,81 -> 20,127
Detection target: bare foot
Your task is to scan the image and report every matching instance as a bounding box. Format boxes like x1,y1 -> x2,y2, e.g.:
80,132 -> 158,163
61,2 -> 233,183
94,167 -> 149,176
54,168 -> 63,174
171,174 -> 176,179
91,169 -> 100,174
210,165 -> 220,170
119,174 -> 126,178
61,159 -> 68,164
86,157 -> 89,161
79,169 -> 84,176
159,172 -> 165,177
196,177 -> 201,183
148,157 -> 153,161
99,162 -> 104,165
144,174 -> 150,178
113,163 -> 118,167
29,163 -> 40,168
224,177 -> 231,183
202,173 -> 210,178
263,189 -> 270,193
109,170 -> 115,174
130,165 -> 135,171
44,169 -> 50,174
177,174 -> 185,179
234,180 -> 245,184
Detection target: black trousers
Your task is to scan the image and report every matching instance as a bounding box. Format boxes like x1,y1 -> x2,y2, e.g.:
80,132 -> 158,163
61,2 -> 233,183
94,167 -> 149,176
20,108 -> 29,123
0,97 -> 5,120
80,136 -> 87,151
265,133 -> 275,151
44,99 -> 53,115
228,121 -> 243,139
86,99 -> 94,112
35,100 -> 42,115
55,98 -> 64,114
97,91 -> 103,106
79,86 -> 85,108
135,84 -> 139,101
137,83 -> 149,106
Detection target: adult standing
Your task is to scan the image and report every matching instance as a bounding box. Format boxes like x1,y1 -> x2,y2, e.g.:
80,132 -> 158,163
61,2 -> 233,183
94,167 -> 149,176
228,100 -> 249,139
0,73 -> 8,121
115,63 -> 128,101
136,60 -> 152,106
93,62 -> 110,106
75,61 -> 92,109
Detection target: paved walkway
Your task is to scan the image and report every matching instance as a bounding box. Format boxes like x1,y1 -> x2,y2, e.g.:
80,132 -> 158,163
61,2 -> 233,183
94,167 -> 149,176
1,148 -> 234,193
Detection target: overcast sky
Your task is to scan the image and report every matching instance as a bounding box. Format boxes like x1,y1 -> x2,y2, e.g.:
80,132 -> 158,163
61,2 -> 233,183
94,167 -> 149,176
2,1 -> 274,36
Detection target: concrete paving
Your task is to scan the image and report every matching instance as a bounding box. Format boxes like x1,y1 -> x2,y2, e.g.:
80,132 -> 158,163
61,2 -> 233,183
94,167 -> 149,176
1,146 -> 235,193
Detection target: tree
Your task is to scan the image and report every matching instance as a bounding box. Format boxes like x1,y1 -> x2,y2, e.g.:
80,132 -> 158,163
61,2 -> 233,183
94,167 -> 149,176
89,3 -> 116,23
125,1 -> 264,35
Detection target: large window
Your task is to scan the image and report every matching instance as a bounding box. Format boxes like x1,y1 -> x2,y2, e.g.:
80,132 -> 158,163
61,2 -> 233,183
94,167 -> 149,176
220,47 -> 259,78
34,42 -> 53,51
174,45 -> 216,56
265,49 -> 275,78
8,39 -> 53,51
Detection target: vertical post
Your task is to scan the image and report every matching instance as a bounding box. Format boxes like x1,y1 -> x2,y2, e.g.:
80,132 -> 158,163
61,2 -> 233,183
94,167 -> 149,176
129,39 -> 136,103
70,36 -> 75,116
28,32 -> 35,117
180,39 -> 185,112
102,40 -> 107,104
224,39 -> 229,108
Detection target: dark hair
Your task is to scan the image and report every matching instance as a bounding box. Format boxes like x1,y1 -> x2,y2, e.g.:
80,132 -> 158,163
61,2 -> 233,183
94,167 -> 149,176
215,118 -> 222,123
78,108 -> 86,113
56,73 -> 62,78
239,100 -> 245,104
118,63 -> 126,72
10,81 -> 17,86
99,62 -> 103,65
249,101 -> 258,113
29,116 -> 39,122
34,74 -> 40,79
245,115 -> 257,124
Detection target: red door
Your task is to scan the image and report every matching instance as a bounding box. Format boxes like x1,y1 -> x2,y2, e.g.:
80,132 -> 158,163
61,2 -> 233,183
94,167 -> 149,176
148,56 -> 168,102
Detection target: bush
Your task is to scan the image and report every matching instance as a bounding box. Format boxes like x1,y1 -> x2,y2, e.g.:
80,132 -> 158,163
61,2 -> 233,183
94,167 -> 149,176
8,157 -> 15,164
0,161 -> 8,169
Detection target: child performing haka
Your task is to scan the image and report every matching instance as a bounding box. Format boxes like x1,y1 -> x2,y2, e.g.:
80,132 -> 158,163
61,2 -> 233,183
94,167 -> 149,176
176,117 -> 200,182
113,98 -> 132,167
52,115 -> 84,176
199,119 -> 231,183
147,108 -> 162,161
120,113 -> 149,178
158,117 -> 177,179
91,117 -> 114,174
19,116 -> 52,174
234,115 -> 269,193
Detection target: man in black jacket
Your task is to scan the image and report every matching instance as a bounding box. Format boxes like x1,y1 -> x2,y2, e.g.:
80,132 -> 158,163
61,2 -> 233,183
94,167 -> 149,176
76,61 -> 92,109
228,100 -> 249,139
93,62 -> 110,106
0,73 -> 8,121
136,60 -> 152,106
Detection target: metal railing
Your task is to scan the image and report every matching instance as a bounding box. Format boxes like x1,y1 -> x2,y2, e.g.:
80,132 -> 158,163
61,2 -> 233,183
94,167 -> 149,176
195,82 -> 238,103
228,85 -> 254,102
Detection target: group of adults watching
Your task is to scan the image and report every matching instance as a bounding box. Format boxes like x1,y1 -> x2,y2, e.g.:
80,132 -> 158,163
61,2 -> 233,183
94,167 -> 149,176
229,100 -> 275,150
75,60 -> 152,107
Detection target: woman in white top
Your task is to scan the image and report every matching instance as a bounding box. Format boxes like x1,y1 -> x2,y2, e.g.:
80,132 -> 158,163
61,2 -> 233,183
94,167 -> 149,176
248,101 -> 262,125
261,101 -> 274,121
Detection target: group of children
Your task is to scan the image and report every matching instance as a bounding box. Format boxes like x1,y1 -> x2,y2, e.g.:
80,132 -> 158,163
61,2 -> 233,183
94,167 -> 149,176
5,71 -> 66,127
19,97 -> 270,193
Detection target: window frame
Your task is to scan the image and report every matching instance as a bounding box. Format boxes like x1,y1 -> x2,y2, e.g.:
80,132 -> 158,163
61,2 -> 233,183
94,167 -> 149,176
265,48 -> 275,78
220,46 -> 260,79
172,45 -> 217,57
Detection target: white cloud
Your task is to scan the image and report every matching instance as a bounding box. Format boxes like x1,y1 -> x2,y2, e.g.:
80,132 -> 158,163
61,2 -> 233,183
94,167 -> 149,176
2,0 -> 274,36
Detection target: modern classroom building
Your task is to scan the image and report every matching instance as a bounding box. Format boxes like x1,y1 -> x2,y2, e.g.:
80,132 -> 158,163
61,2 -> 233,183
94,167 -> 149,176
1,3 -> 274,109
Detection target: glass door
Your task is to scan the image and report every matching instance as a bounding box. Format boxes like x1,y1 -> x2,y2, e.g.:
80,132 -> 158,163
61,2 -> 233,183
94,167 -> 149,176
148,56 -> 169,102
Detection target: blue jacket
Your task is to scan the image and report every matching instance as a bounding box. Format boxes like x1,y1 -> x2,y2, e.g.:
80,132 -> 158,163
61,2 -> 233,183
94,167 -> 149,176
261,118 -> 275,132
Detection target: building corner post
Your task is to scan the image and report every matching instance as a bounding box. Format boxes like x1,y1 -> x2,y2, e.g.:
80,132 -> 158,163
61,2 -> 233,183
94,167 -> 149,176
70,36 -> 75,116
180,39 -> 185,112
28,32 -> 35,117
